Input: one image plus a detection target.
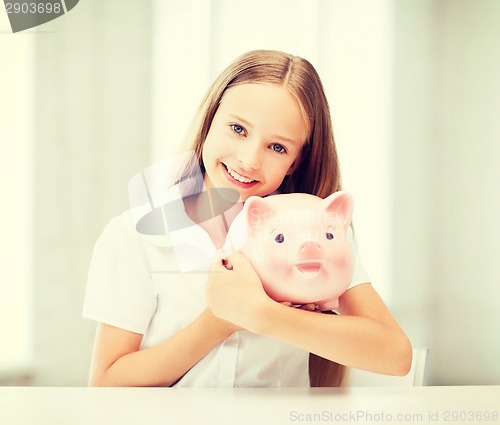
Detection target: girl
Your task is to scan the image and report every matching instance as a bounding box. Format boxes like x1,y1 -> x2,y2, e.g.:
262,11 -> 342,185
83,50 -> 412,387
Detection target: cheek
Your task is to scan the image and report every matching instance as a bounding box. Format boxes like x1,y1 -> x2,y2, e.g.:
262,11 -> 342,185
262,249 -> 293,274
202,136 -> 220,165
204,129 -> 233,159
262,160 -> 294,185
324,244 -> 354,272
278,155 -> 299,177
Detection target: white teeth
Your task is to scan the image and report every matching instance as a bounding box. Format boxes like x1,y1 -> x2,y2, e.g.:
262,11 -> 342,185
226,166 -> 255,183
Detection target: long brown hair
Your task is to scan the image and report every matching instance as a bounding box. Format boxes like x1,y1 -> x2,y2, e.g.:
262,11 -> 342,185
184,50 -> 345,386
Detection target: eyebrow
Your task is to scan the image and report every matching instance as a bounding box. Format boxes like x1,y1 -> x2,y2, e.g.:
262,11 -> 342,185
227,114 -> 299,145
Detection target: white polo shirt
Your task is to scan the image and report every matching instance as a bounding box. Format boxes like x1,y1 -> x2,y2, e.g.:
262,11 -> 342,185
83,197 -> 370,387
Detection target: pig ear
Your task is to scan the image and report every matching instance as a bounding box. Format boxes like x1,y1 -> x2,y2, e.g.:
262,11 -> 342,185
322,191 -> 353,226
245,196 -> 275,238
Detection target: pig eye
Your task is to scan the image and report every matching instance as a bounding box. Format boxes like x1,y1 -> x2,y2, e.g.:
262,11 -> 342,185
275,233 -> 285,243
326,227 -> 335,240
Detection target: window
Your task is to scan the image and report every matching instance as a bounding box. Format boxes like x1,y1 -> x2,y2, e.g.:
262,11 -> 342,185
151,0 -> 394,302
0,32 -> 34,371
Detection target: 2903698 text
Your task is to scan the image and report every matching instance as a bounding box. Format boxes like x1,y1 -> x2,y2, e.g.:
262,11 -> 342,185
5,2 -> 62,14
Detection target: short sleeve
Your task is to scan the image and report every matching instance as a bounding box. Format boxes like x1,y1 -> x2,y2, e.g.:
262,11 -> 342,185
82,212 -> 157,334
348,230 -> 371,289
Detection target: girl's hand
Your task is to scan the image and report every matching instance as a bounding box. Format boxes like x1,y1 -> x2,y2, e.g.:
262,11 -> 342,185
206,251 -> 274,332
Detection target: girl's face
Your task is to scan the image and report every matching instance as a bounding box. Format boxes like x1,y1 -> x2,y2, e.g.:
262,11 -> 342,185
202,83 -> 308,201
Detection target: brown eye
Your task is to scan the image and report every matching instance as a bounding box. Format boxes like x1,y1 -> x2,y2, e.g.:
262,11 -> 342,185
275,233 -> 284,243
326,233 -> 334,240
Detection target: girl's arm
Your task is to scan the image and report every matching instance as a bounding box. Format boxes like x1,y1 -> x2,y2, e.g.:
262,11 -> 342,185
88,308 -> 239,387
259,284 -> 411,375
207,252 -> 412,376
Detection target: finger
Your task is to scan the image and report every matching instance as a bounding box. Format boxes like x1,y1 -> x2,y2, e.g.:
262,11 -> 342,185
210,258 -> 230,272
221,258 -> 233,270
299,303 -> 318,311
223,251 -> 254,272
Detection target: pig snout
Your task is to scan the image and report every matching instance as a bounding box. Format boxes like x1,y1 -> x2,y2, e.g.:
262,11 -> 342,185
298,241 -> 323,261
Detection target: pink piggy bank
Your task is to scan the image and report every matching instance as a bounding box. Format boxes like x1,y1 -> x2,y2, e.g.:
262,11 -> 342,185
224,191 -> 354,310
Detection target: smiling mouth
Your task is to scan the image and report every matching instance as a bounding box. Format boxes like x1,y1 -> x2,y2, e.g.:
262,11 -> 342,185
223,164 -> 258,184
294,262 -> 322,278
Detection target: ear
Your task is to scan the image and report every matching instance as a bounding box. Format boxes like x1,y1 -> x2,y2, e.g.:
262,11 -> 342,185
322,191 -> 354,226
245,196 -> 276,238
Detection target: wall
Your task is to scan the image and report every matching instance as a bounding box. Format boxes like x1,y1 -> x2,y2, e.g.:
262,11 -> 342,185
428,0 -> 500,384
0,21 -> 34,376
30,0 -> 153,385
391,0 -> 439,377
392,0 -> 500,385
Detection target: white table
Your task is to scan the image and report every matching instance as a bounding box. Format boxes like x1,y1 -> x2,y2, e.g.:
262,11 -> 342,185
1,386 -> 499,425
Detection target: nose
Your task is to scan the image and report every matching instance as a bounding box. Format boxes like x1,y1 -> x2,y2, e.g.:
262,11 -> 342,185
298,241 -> 323,261
236,142 -> 262,170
